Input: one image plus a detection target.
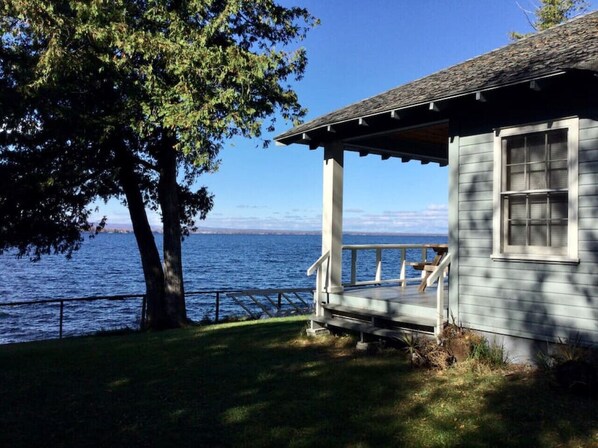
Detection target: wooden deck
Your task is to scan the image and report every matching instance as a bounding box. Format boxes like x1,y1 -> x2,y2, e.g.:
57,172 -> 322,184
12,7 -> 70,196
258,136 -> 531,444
312,284 -> 449,338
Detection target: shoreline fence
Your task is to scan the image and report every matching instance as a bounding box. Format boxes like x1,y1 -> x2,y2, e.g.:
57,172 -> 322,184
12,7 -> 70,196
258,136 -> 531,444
0,287 -> 314,344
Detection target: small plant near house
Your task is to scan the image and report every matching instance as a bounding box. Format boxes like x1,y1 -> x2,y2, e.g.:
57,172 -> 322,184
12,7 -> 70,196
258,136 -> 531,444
537,335 -> 597,395
400,332 -> 424,366
398,321 -> 508,371
441,319 -> 472,363
398,329 -> 454,370
468,336 -> 508,368
554,335 -> 588,362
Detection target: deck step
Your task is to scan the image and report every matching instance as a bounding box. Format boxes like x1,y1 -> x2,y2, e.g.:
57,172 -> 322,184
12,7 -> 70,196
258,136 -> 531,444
322,303 -> 436,327
311,313 -> 435,339
312,316 -> 409,339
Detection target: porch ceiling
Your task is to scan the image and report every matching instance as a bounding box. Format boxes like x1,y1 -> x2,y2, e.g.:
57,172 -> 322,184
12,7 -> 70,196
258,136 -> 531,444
344,121 -> 449,165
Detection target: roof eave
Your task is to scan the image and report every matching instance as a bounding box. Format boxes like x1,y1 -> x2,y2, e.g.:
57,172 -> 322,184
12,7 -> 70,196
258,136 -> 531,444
274,70 -> 570,146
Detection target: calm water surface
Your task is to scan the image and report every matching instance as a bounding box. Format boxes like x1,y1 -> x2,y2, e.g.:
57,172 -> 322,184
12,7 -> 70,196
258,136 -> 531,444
0,233 -> 446,343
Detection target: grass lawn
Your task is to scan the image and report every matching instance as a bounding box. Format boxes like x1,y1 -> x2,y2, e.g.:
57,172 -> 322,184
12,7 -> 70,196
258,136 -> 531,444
0,316 -> 596,447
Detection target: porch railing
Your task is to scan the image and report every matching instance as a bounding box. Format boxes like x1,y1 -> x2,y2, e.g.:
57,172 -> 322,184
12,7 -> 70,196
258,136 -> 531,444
427,252 -> 452,338
306,251 -> 330,316
342,244 -> 444,287
306,244 -> 451,337
307,244 -> 447,292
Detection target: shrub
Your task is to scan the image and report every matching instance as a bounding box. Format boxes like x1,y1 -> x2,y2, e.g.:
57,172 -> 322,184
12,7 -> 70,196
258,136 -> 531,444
398,324 -> 509,371
468,337 -> 508,368
537,336 -> 597,395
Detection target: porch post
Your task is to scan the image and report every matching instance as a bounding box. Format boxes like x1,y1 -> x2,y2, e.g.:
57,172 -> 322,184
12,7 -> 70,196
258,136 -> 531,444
448,122 -> 460,323
322,141 -> 344,297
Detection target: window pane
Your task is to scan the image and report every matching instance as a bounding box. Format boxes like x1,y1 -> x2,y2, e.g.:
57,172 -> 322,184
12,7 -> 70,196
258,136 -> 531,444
508,223 -> 526,245
528,133 -> 546,163
508,196 -> 527,220
530,195 -> 547,220
550,194 -> 568,219
507,164 -> 526,190
549,160 -> 568,189
507,136 -> 525,164
529,221 -> 547,246
529,163 -> 546,189
548,130 -> 567,160
550,222 -> 567,248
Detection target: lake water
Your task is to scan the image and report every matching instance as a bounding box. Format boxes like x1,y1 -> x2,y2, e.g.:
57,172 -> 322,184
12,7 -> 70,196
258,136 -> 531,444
0,233 -> 446,343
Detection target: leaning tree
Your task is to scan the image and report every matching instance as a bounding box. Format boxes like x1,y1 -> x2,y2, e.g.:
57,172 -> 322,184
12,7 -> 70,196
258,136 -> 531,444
0,0 -> 317,329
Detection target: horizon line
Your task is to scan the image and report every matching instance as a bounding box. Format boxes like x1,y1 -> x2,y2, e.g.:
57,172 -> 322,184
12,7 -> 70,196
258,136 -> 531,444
100,225 -> 447,237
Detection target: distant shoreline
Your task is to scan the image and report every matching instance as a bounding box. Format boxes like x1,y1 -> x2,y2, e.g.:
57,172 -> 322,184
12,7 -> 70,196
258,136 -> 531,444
100,227 -> 447,237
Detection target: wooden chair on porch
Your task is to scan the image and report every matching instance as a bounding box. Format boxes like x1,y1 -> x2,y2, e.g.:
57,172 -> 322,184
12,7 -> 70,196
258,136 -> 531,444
411,245 -> 449,293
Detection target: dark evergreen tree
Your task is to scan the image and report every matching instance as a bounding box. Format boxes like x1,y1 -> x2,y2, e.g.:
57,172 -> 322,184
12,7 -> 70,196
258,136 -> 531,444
0,1 -> 317,329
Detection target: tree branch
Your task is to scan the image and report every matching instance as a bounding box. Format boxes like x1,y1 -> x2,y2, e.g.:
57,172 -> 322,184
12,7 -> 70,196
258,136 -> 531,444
516,1 -> 538,31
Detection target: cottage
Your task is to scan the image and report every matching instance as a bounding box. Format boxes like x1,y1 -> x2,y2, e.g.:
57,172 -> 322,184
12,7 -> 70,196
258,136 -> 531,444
275,11 -> 598,360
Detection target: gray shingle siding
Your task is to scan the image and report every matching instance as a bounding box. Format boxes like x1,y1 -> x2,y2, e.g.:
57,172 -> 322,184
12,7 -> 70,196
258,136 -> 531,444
454,118 -> 598,344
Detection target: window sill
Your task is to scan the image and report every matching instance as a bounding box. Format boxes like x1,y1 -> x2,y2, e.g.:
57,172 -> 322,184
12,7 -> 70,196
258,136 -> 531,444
490,253 -> 580,265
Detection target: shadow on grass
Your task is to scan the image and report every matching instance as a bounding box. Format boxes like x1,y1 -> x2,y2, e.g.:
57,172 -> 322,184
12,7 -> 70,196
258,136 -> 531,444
399,366 -> 597,447
0,318 -> 596,447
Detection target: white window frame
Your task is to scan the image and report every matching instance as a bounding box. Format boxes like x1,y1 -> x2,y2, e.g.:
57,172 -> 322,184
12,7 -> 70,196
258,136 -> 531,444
491,117 -> 579,263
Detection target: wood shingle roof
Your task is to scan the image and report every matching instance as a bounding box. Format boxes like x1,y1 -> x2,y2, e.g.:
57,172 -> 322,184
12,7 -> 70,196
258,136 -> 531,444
276,11 -> 598,143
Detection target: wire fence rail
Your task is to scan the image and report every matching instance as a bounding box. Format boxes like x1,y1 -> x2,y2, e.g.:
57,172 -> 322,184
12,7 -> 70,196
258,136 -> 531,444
0,287 -> 314,344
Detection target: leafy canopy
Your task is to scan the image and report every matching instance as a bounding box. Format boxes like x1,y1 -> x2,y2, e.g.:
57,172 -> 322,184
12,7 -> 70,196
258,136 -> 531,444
0,0 -> 318,258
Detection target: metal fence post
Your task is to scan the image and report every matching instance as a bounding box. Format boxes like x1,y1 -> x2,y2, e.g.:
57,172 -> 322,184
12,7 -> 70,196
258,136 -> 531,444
59,300 -> 64,339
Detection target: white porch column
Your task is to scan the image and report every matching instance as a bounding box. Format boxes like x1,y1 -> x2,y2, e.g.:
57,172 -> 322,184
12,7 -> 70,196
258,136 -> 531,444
322,141 -> 344,294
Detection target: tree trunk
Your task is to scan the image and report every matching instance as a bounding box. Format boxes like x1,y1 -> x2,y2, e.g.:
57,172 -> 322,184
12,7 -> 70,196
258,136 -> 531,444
158,138 -> 188,327
117,155 -> 168,330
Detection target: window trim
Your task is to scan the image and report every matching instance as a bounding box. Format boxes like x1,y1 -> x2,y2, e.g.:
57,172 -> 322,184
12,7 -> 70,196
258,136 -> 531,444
491,117 -> 579,263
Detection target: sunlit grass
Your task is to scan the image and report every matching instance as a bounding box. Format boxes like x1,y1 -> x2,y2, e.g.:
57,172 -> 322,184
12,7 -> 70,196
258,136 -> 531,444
0,316 -> 596,447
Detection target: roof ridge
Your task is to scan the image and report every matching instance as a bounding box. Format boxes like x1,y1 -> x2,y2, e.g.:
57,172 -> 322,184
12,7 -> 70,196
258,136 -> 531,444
358,9 -> 598,106
276,10 -> 598,142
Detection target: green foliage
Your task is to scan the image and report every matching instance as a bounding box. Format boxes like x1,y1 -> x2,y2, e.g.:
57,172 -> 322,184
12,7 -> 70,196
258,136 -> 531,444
1,0 -> 318,328
510,0 -> 589,40
536,336 -> 598,394
468,337 -> 508,368
553,335 -> 588,362
400,331 -> 421,355
400,332 -> 427,366
399,324 -> 509,371
0,0 -> 317,257
537,335 -> 593,368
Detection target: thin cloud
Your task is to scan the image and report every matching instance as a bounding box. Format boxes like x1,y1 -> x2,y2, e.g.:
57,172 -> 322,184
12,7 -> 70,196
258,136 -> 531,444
345,204 -> 448,233
345,208 -> 365,214
236,204 -> 269,209
92,200 -> 447,234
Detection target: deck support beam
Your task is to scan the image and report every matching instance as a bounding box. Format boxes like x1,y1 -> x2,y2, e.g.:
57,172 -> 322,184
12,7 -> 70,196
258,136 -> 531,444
322,142 -> 345,305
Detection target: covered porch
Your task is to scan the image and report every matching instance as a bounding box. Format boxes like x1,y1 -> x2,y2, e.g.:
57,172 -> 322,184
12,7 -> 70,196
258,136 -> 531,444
307,241 -> 451,339
276,94 -> 456,341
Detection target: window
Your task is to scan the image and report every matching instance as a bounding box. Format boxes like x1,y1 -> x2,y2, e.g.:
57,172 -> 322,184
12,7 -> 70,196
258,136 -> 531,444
492,118 -> 578,262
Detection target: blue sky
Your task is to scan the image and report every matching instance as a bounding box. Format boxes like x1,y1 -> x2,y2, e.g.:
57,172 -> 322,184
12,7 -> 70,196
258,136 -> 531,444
94,0 -> 598,234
